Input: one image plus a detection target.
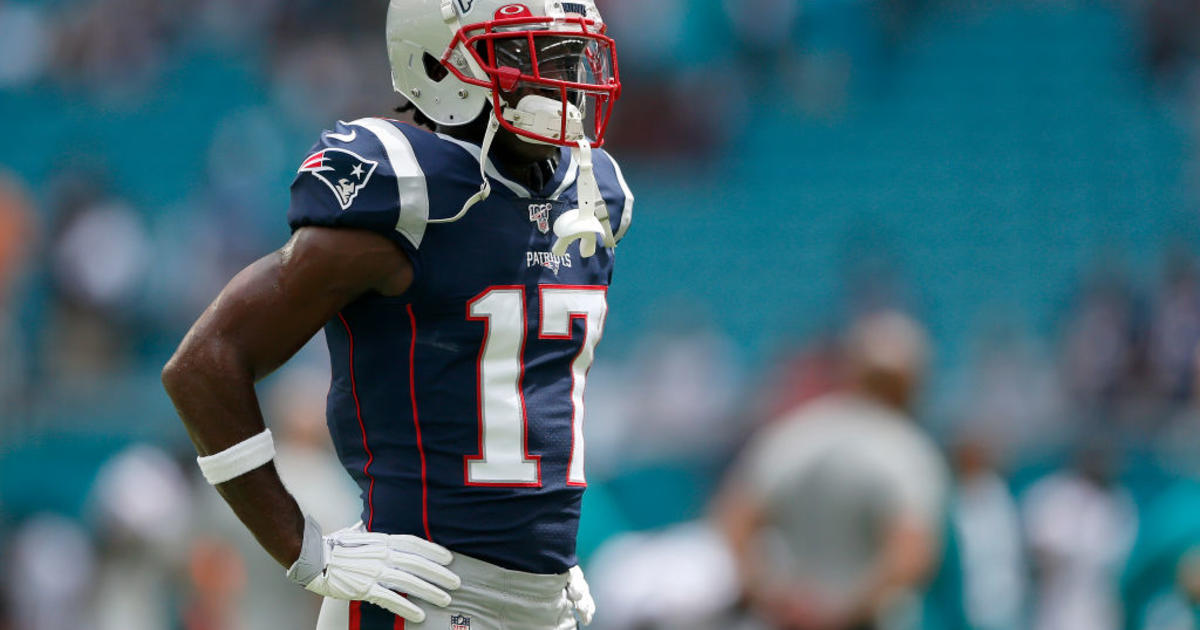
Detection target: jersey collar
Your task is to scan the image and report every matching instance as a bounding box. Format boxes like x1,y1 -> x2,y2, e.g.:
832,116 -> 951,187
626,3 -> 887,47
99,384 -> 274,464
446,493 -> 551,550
437,133 -> 576,200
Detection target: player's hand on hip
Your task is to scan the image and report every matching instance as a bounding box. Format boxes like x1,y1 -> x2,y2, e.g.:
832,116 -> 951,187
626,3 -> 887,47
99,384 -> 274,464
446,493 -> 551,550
566,565 -> 595,625
288,517 -> 462,623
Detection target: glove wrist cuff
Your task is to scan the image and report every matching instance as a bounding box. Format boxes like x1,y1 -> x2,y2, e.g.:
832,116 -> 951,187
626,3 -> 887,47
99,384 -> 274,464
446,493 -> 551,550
286,514 -> 326,586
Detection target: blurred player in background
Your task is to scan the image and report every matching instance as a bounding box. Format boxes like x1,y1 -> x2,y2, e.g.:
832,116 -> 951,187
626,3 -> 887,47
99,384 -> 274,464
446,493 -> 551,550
1022,440 -> 1135,630
718,311 -> 949,630
948,433 -> 1026,630
162,0 -> 631,628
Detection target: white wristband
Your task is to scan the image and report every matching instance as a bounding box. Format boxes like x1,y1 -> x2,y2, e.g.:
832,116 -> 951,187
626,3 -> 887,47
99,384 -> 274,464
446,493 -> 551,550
196,429 -> 276,485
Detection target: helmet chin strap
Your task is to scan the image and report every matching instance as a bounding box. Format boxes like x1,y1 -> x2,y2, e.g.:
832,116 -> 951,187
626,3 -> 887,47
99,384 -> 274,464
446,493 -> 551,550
551,139 -> 615,258
429,114 -> 501,225
436,95 -> 617,259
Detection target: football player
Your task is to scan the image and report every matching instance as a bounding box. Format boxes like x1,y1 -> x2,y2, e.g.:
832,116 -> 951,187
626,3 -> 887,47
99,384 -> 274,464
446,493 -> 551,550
161,1 -> 631,628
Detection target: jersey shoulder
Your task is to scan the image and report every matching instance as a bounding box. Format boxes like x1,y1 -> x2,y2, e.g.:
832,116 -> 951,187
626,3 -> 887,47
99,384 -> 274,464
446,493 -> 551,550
286,118 -> 478,252
590,146 -> 634,243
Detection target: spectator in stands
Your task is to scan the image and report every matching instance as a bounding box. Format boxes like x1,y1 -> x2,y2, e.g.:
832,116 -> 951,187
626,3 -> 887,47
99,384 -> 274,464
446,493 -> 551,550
1061,273 -> 1135,414
1149,252 -> 1200,403
43,176 -> 151,386
52,0 -> 174,92
717,311 -> 949,630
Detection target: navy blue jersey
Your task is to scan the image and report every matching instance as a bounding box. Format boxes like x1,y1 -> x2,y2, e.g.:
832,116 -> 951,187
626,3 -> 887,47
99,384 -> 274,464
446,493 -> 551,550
287,118 -> 633,575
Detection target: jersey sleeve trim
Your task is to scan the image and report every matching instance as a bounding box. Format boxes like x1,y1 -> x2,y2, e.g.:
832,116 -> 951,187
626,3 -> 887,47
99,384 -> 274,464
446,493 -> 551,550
608,153 -> 634,242
351,118 -> 430,249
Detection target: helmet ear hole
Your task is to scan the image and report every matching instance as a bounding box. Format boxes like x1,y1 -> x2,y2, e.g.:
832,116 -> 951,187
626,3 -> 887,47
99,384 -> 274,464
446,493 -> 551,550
422,53 -> 450,82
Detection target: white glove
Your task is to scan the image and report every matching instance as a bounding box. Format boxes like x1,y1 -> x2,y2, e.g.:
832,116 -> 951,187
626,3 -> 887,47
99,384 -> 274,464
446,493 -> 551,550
567,565 -> 595,626
287,517 -> 461,623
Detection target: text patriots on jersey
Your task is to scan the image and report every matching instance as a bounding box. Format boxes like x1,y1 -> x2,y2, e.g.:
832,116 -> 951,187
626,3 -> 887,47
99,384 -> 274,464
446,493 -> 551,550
298,148 -> 378,211
528,251 -> 573,276
450,613 -> 471,630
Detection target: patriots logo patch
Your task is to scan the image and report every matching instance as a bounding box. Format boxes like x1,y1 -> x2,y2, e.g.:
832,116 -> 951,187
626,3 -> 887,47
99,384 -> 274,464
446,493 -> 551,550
298,148 -> 378,211
450,613 -> 471,630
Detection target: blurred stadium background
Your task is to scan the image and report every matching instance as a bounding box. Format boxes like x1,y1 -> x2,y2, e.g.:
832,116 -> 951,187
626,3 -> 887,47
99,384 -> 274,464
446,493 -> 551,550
2,0 -> 1200,628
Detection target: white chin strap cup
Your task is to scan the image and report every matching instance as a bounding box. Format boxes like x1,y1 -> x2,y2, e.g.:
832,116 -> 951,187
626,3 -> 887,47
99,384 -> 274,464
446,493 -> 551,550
553,138 -> 615,258
503,94 -> 585,145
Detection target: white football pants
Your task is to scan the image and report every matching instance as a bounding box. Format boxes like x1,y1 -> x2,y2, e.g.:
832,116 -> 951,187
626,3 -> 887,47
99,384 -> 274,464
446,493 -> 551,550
315,551 -> 578,630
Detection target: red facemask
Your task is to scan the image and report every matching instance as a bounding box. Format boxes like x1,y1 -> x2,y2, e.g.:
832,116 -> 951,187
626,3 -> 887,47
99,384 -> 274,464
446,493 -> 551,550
441,4 -> 621,147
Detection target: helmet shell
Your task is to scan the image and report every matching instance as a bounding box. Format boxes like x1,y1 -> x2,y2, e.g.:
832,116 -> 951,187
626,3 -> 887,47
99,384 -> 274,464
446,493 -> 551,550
386,0 -> 604,128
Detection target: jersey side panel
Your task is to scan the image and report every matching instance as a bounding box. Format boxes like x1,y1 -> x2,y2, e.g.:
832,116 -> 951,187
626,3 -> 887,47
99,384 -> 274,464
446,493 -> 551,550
324,299 -> 426,536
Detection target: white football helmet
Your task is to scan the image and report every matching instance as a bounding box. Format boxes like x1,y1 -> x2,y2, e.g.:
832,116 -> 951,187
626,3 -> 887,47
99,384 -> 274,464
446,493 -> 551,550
386,0 -> 623,257
387,0 -> 621,147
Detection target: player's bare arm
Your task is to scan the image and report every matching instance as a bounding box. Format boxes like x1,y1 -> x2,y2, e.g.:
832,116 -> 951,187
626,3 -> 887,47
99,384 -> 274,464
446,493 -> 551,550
162,226 -> 412,566
164,227 -> 461,623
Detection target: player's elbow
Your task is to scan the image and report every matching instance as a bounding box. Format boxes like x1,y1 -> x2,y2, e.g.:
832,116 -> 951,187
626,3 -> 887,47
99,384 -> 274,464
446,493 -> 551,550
161,344 -> 200,403
160,351 -> 187,399
161,333 -> 241,401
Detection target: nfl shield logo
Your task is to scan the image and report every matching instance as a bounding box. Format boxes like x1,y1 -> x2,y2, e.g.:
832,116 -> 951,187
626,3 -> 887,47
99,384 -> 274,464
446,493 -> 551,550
529,203 -> 552,234
450,614 -> 471,630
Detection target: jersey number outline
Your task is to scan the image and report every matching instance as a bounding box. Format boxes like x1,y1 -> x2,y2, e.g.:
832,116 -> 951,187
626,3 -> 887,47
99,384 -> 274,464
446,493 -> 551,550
465,285 -> 608,487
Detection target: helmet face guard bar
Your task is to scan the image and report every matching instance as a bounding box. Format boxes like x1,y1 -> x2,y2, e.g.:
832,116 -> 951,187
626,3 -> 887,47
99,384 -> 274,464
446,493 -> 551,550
441,14 -> 621,147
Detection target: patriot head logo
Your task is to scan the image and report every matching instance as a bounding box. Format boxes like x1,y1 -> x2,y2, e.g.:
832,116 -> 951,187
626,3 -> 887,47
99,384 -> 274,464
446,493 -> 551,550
298,148 -> 378,211
450,613 -> 471,630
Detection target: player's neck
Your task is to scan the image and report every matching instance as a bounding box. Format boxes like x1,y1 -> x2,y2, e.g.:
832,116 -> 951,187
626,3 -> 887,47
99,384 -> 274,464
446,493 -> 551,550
440,118 -> 559,191
491,141 -> 559,191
